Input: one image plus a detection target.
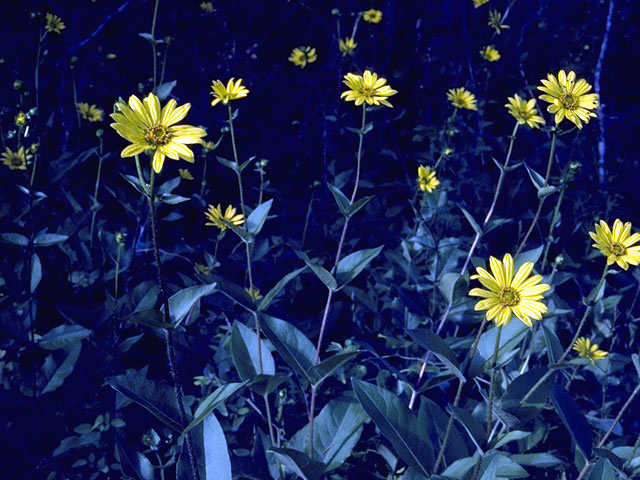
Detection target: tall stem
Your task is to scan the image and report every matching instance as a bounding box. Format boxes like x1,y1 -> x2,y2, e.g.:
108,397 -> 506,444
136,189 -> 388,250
150,0 -> 160,91
515,128 -> 558,258
309,104 -> 367,456
89,139 -> 104,251
541,162 -> 572,270
148,171 -> 200,480
485,325 -> 502,444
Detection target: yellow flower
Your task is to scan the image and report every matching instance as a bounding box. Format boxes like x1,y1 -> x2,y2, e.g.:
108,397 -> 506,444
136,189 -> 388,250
45,13 -> 66,34
417,165 -> 440,193
245,287 -> 263,300
110,92 -> 207,174
341,70 -> 397,107
2,147 -> 32,171
362,9 -> 383,23
505,94 -> 545,128
77,103 -> 104,122
210,78 -> 249,107
589,219 -> 640,270
205,204 -> 245,231
195,263 -> 213,274
339,37 -> 358,57
537,70 -> 599,129
178,168 -> 194,180
447,87 -> 477,111
288,46 -> 317,68
469,253 -> 551,327
573,337 -> 608,364
488,10 -> 510,34
473,0 -> 490,7
479,45 -> 501,62
15,112 -> 28,127
200,2 -> 214,13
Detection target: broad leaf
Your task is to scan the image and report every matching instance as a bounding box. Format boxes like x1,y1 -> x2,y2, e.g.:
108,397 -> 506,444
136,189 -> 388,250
296,250 -> 337,291
407,328 -> 464,382
335,246 -> 383,289
230,321 -> 275,381
308,351 -> 358,385
34,233 -> 69,247
261,315 -> 315,382
161,283 -> 216,327
41,343 -> 82,394
0,232 -> 29,246
500,367 -> 554,423
39,324 -> 91,350
184,382 -> 246,434
270,448 -> 326,480
178,412 -> 232,480
247,199 -> 273,235
550,383 -> 593,458
258,267 -> 307,312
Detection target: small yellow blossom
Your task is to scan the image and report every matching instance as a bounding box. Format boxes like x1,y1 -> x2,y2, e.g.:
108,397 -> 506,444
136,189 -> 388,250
488,10 -> 510,34
479,45 -> 501,62
288,46 -> 317,68
210,78 -> 249,107
77,103 -> 104,122
15,112 -> 28,127
245,287 -> 263,301
45,13 -> 66,34
447,87 -> 477,111
205,204 -> 245,232
469,253 -> 551,327
195,263 -> 213,274
341,70 -> 397,107
573,337 -> 608,364
110,93 -> 207,174
2,147 -> 32,171
417,165 -> 440,193
339,37 -> 357,57
505,95 -> 545,128
200,2 -> 214,13
537,70 -> 599,129
362,9 -> 383,23
178,168 -> 194,180
473,0 -> 490,7
589,219 -> 640,270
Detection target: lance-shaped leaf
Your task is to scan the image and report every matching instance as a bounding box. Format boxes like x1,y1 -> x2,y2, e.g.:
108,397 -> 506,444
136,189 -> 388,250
296,250 -> 337,291
258,267 -> 307,312
31,253 -> 42,293
230,321 -> 275,382
184,382 -> 246,434
41,343 -> 82,394
261,315 -> 315,382
160,283 -> 216,327
550,383 -> 593,459
38,324 -> 92,350
177,412 -> 232,480
247,199 -> 273,235
513,245 -> 544,271
335,246 -> 383,290
308,351 -> 358,386
0,232 -> 29,246
407,328 -> 464,382
352,379 -> 434,476
346,195 -> 374,217
34,233 -> 69,247
328,184 -> 350,217
500,367 -> 554,423
459,205 -> 483,235
269,448 -> 326,480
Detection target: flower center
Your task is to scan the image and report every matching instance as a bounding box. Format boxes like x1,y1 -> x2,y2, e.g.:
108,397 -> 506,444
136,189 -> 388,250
560,93 -> 578,110
11,156 -> 22,166
499,287 -> 520,307
609,242 -> 626,256
362,85 -> 375,97
144,125 -> 171,146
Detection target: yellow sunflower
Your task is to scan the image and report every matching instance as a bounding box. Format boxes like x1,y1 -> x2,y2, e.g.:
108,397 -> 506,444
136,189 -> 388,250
417,165 -> 440,193
537,70 -> 599,129
362,9 -> 383,23
245,287 -> 263,301
288,46 -> 317,68
1,146 -> 32,171
205,204 -> 245,232
339,37 -> 357,57
341,70 -> 397,107
505,94 -> 545,128
469,253 -> 551,327
573,337 -> 608,364
479,45 -> 501,62
473,0 -> 490,7
77,103 -> 104,122
178,168 -> 194,180
589,219 -> 640,270
45,13 -> 66,34
210,78 -> 249,107
110,93 -> 207,174
447,87 -> 477,111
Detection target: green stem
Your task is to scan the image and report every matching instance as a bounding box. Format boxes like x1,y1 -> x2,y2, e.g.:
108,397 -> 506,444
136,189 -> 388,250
541,162 -> 571,271
150,0 -> 160,91
114,242 -> 121,299
486,325 -> 502,445
89,139 -> 104,251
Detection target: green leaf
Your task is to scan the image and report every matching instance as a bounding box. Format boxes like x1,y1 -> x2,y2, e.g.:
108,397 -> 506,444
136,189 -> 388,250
30,253 -> 42,293
419,398 -> 469,465
308,351 -> 358,386
550,383 -> 593,458
117,443 -> 155,480
295,250 -> 337,291
500,367 -> 554,423
41,343 -> 82,394
178,412 -> 232,480
406,328 -> 464,382
258,267 -> 307,312
53,431 -> 101,457
587,458 -> 617,480
161,283 -> 217,327
492,430 -> 530,449
270,448 -> 326,480
216,156 -> 239,172
261,315 -> 315,382
230,321 -> 275,382
158,193 -> 189,204
352,379 -> 434,476
514,245 -> 544,271
438,272 -> 469,305
247,199 -> 273,235
335,246 -> 383,290
34,233 -> 69,247
328,184 -> 350,217
510,453 -> 563,468
0,232 -> 29,246
449,405 -> 484,451
289,396 -> 367,470
542,324 -> 563,364
238,156 -> 256,172
442,455 -> 478,478
39,324 -> 92,350
249,373 -> 289,396
125,309 -> 173,329
476,321 -> 529,371
346,195 -> 374,217
106,372 -> 184,432
156,80 -> 177,100
537,185 -> 558,199
184,382 -> 246,434
479,453 -> 529,479
459,205 -> 483,235
525,164 -> 546,190
225,220 -> 253,244
121,173 -> 149,196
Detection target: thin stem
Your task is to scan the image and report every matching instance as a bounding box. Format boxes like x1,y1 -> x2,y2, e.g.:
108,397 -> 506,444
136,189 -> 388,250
485,325 -> 502,445
114,242 -> 122,299
541,181 -> 567,271
515,128 -> 558,258
35,32 -> 44,110
89,140 -> 104,251
150,0 -> 160,91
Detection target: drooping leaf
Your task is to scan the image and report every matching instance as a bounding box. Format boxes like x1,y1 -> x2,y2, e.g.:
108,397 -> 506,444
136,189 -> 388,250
328,183 -> 350,217
308,351 -> 358,386
178,412 -> 232,480
52,431 -> 101,457
34,233 -> 69,247
160,283 -> 216,327
542,323 -> 563,364
459,205 -> 483,235
438,272 -> 468,305
335,246 -> 384,289
510,453 -> 563,468
230,321 -> 275,382
0,232 -> 29,246
246,199 -> 273,235
500,367 -> 555,423
117,442 -> 155,480
550,383 -> 593,458
270,448 -> 326,480
407,328 -> 464,382
587,458 -> 617,480
257,267 -> 307,312
449,405 -> 484,451
295,250 -> 337,291
261,315 -> 315,382
184,382 -> 246,434
514,245 -> 544,271
30,253 -> 42,293
41,343 -> 82,394
38,324 -> 92,350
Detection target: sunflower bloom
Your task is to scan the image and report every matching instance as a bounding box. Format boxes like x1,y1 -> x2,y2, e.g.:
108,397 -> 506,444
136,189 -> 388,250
2,147 -> 32,171
362,9 -> 383,23
473,0 -> 490,7
210,78 -> 249,107
341,70 -> 397,107
573,337 -> 608,364
288,46 -> 317,68
447,87 -> 477,111
589,219 -> 640,270
417,165 -> 440,193
339,37 -> 357,56
469,253 -> 551,327
45,13 -> 66,34
205,204 -> 245,232
110,93 -> 207,174
200,2 -> 214,13
505,95 -> 545,128
245,287 -> 263,301
479,45 -> 501,62
178,168 -> 194,180
537,70 -> 599,129
488,10 -> 510,34
77,103 -> 104,122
